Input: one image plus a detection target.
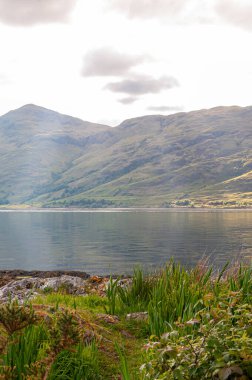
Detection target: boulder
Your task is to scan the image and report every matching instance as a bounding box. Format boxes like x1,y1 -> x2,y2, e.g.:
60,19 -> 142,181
0,277 -> 43,303
41,275 -> 87,294
0,275 -> 87,303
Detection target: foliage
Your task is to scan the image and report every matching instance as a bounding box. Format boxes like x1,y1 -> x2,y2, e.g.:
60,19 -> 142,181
117,268 -> 157,314
0,261 -> 251,379
115,342 -> 131,380
140,297 -> 252,379
105,276 -> 121,315
35,293 -> 107,312
49,309 -> 80,351
0,296 -> 143,378
0,324 -> 49,379
105,268 -> 157,316
47,342 -> 100,380
0,300 -> 37,335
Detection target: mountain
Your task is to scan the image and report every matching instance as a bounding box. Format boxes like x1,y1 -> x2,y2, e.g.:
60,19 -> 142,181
0,104 -> 110,204
0,104 -> 252,207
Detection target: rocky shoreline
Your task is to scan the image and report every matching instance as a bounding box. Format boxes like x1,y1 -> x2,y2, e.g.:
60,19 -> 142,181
0,270 -> 131,303
0,269 -> 90,286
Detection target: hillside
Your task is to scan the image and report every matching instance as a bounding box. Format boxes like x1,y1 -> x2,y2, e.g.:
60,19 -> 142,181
0,104 -> 252,207
0,104 -> 110,204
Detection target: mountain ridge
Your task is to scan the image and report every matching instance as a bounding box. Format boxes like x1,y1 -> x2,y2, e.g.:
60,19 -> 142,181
0,104 -> 252,208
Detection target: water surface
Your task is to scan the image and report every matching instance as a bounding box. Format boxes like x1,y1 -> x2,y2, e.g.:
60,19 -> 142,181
0,210 -> 251,275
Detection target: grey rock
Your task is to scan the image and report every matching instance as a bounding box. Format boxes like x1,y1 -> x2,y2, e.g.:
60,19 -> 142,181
0,277 -> 44,303
0,275 -> 87,303
126,312 -> 148,321
41,275 -> 86,294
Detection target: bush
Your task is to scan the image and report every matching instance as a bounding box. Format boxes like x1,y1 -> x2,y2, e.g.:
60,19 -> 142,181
140,296 -> 252,379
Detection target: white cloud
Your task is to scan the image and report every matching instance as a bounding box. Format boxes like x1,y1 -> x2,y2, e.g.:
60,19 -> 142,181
105,74 -> 179,95
118,97 -> 138,105
82,47 -> 148,77
0,0 -> 77,26
215,0 -> 252,31
106,0 -> 252,31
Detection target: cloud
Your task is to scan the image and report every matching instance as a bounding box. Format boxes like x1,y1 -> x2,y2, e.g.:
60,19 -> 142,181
106,0 -> 252,31
82,48 -> 147,77
118,97 -> 138,105
0,0 -> 77,26
147,105 -> 184,112
105,74 -> 179,95
106,0 -> 189,19
215,0 -> 252,31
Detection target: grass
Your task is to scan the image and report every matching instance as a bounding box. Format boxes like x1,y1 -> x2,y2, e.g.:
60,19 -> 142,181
33,293 -> 108,313
0,260 -> 251,378
47,342 -> 100,380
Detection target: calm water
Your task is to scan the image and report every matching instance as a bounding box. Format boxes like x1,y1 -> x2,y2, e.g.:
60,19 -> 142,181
0,210 -> 251,275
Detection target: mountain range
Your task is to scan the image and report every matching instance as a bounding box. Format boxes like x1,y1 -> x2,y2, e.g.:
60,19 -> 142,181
0,104 -> 252,208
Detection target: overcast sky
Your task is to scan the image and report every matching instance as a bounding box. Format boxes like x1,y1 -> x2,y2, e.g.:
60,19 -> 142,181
0,0 -> 251,126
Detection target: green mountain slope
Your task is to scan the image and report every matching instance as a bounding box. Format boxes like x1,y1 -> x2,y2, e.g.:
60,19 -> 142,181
0,104 -> 110,204
0,104 -> 252,207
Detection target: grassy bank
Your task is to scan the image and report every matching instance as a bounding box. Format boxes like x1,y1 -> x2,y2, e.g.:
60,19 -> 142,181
0,261 -> 251,379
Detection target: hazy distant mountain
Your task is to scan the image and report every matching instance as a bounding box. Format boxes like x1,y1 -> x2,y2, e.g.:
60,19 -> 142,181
0,104 -> 110,204
0,104 -> 252,207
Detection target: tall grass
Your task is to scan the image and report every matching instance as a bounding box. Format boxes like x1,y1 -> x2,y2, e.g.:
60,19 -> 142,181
117,268 -> 157,313
106,259 -> 252,336
115,342 -> 131,380
227,263 -> 252,301
47,342 -> 100,380
0,324 -> 49,379
105,268 -> 158,315
148,261 -> 212,335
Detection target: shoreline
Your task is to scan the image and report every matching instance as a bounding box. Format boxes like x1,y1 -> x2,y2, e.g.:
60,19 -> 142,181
0,269 -> 90,280
1,206 -> 252,212
0,270 -> 92,287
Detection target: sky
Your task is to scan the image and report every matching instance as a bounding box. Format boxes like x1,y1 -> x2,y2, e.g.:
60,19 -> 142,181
0,0 -> 252,126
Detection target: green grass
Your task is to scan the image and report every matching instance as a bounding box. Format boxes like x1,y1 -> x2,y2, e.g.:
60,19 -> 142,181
105,260 -> 252,336
0,260 -> 251,378
33,293 -> 108,313
0,324 -> 49,379
47,342 -> 100,380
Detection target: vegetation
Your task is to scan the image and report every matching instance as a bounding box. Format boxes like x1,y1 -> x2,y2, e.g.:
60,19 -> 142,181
0,260 -> 251,378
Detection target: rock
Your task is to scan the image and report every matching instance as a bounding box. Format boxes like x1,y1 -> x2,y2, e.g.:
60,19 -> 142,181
126,312 -> 148,321
0,275 -> 87,303
0,270 -> 90,280
41,275 -> 87,294
0,277 -> 43,303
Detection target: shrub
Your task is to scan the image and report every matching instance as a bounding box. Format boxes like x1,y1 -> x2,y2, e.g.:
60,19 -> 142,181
140,296 -> 252,379
0,300 -> 37,335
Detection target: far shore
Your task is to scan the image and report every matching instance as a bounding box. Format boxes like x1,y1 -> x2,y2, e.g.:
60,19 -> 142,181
1,206 -> 252,212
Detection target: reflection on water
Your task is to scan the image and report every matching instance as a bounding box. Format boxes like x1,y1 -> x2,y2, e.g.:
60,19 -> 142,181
0,210 -> 251,275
